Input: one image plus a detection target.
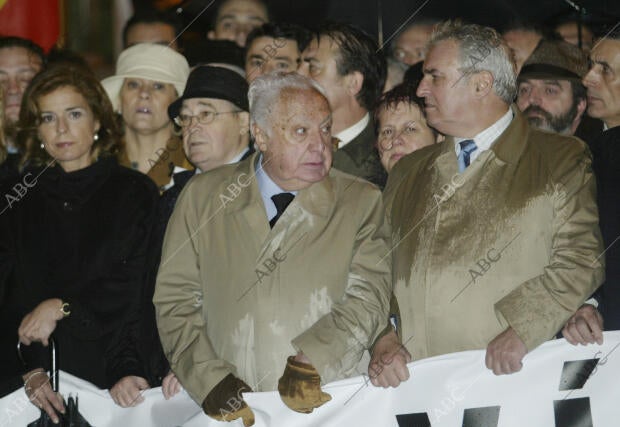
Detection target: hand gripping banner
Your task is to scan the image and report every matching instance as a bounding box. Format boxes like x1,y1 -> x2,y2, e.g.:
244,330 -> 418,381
2,332 -> 620,426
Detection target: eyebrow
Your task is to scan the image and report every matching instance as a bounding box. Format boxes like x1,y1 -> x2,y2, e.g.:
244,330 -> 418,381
422,67 -> 439,75
217,14 -> 266,23
592,59 -> 611,68
543,80 -> 562,87
181,101 -> 217,111
320,114 -> 332,127
41,106 -> 85,113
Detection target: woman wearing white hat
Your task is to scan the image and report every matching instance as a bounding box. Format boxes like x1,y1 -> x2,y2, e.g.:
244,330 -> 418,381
102,43 -> 191,190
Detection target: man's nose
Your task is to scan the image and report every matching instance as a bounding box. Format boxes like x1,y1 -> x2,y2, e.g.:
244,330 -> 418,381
416,77 -> 429,97
582,68 -> 597,88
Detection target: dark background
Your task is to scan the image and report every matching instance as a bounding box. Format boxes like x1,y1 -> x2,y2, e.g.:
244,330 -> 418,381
165,0 -> 620,42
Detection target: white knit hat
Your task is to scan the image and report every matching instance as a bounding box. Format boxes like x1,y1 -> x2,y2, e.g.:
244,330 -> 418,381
101,43 -> 190,111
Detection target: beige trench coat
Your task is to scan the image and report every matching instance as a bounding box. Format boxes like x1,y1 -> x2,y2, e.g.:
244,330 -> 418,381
384,107 -> 604,360
153,153 -> 391,404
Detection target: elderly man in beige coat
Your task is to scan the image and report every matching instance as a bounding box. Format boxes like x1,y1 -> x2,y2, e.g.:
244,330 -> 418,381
153,72 -> 391,425
369,21 -> 604,388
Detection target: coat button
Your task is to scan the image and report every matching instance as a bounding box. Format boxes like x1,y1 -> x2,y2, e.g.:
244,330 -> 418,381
62,201 -> 72,211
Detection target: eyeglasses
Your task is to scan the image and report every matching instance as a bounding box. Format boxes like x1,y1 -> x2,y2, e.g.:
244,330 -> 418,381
174,110 -> 241,127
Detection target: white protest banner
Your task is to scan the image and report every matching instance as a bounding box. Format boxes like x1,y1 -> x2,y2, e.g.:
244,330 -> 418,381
2,332 -> 619,426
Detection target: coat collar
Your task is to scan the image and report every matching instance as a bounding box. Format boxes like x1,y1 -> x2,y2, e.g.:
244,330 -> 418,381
441,105 -> 529,167
224,152 -> 334,220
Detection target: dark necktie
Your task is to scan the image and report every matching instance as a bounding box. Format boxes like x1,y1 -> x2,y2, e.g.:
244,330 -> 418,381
457,139 -> 478,172
269,192 -> 295,228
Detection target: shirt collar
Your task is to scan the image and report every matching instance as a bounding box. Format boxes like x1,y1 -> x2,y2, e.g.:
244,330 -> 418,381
454,107 -> 513,157
334,113 -> 370,148
256,154 -> 297,219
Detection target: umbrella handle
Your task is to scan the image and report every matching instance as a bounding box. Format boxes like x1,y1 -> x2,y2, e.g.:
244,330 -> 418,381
17,336 -> 59,392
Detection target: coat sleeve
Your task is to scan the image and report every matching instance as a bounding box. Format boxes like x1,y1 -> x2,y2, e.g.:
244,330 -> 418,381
495,143 -> 605,351
291,188 -> 392,382
152,181 -> 236,405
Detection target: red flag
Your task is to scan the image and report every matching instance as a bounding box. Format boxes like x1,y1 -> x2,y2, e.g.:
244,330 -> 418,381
0,0 -> 60,52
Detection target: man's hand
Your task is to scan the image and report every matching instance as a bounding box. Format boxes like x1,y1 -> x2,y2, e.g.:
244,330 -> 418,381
23,368 -> 65,423
110,376 -> 149,407
278,356 -> 331,413
202,374 -> 255,426
369,330 -> 412,388
18,298 -> 64,346
485,327 -> 528,375
563,304 -> 604,345
162,371 -> 182,400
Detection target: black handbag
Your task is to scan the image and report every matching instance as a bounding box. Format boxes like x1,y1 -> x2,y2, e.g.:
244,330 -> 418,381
18,337 -> 92,427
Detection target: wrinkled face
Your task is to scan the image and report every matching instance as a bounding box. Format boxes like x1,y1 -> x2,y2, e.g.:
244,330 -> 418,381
416,40 -> 476,137
583,39 -> 620,128
393,25 -> 434,65
245,36 -> 300,83
179,97 -> 248,172
125,23 -> 178,50
376,101 -> 439,172
298,36 -> 349,119
256,88 -> 332,191
517,78 -> 582,134
0,46 -> 43,124
120,78 -> 177,135
208,0 -> 269,47
503,29 -> 542,72
37,86 -> 100,172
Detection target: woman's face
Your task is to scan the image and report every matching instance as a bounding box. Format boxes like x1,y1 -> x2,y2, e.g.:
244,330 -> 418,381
376,101 -> 440,172
119,78 -> 177,135
37,86 -> 100,172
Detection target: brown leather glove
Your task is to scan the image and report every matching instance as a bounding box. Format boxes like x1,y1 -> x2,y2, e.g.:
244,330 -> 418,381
278,356 -> 332,413
202,374 -> 255,426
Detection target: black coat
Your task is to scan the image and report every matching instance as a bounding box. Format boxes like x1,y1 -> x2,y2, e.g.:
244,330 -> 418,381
0,157 -> 158,394
591,126 -> 620,331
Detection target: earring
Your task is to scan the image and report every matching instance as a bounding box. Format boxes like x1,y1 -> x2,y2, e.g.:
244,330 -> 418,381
93,133 -> 99,141
40,143 -> 44,149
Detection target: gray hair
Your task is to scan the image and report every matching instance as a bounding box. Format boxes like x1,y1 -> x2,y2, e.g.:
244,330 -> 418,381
429,21 -> 517,103
248,72 -> 327,137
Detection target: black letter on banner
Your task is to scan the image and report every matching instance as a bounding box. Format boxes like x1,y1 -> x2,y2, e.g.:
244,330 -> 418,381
461,406 -> 500,427
553,398 -> 593,427
395,412 -> 431,427
558,359 -> 599,391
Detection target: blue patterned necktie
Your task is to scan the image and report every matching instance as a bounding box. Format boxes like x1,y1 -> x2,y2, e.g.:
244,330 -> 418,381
457,139 -> 477,172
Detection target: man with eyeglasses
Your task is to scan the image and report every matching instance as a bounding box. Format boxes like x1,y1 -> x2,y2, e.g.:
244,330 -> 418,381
133,66 -> 254,405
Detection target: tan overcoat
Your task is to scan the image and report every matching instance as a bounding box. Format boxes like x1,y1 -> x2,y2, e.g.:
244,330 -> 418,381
153,153 -> 391,404
384,108 -> 604,360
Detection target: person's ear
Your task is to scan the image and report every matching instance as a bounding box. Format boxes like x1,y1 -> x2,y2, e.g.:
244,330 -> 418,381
252,123 -> 268,152
239,112 -> 250,136
472,71 -> 493,98
207,30 -> 215,40
345,71 -> 364,97
576,97 -> 587,120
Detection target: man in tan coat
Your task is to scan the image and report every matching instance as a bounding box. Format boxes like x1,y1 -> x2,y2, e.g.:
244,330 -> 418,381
370,21 -> 604,388
154,72 -> 391,425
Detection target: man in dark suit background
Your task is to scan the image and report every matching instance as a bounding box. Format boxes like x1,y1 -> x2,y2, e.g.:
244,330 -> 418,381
298,22 -> 387,188
582,30 -> 620,332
